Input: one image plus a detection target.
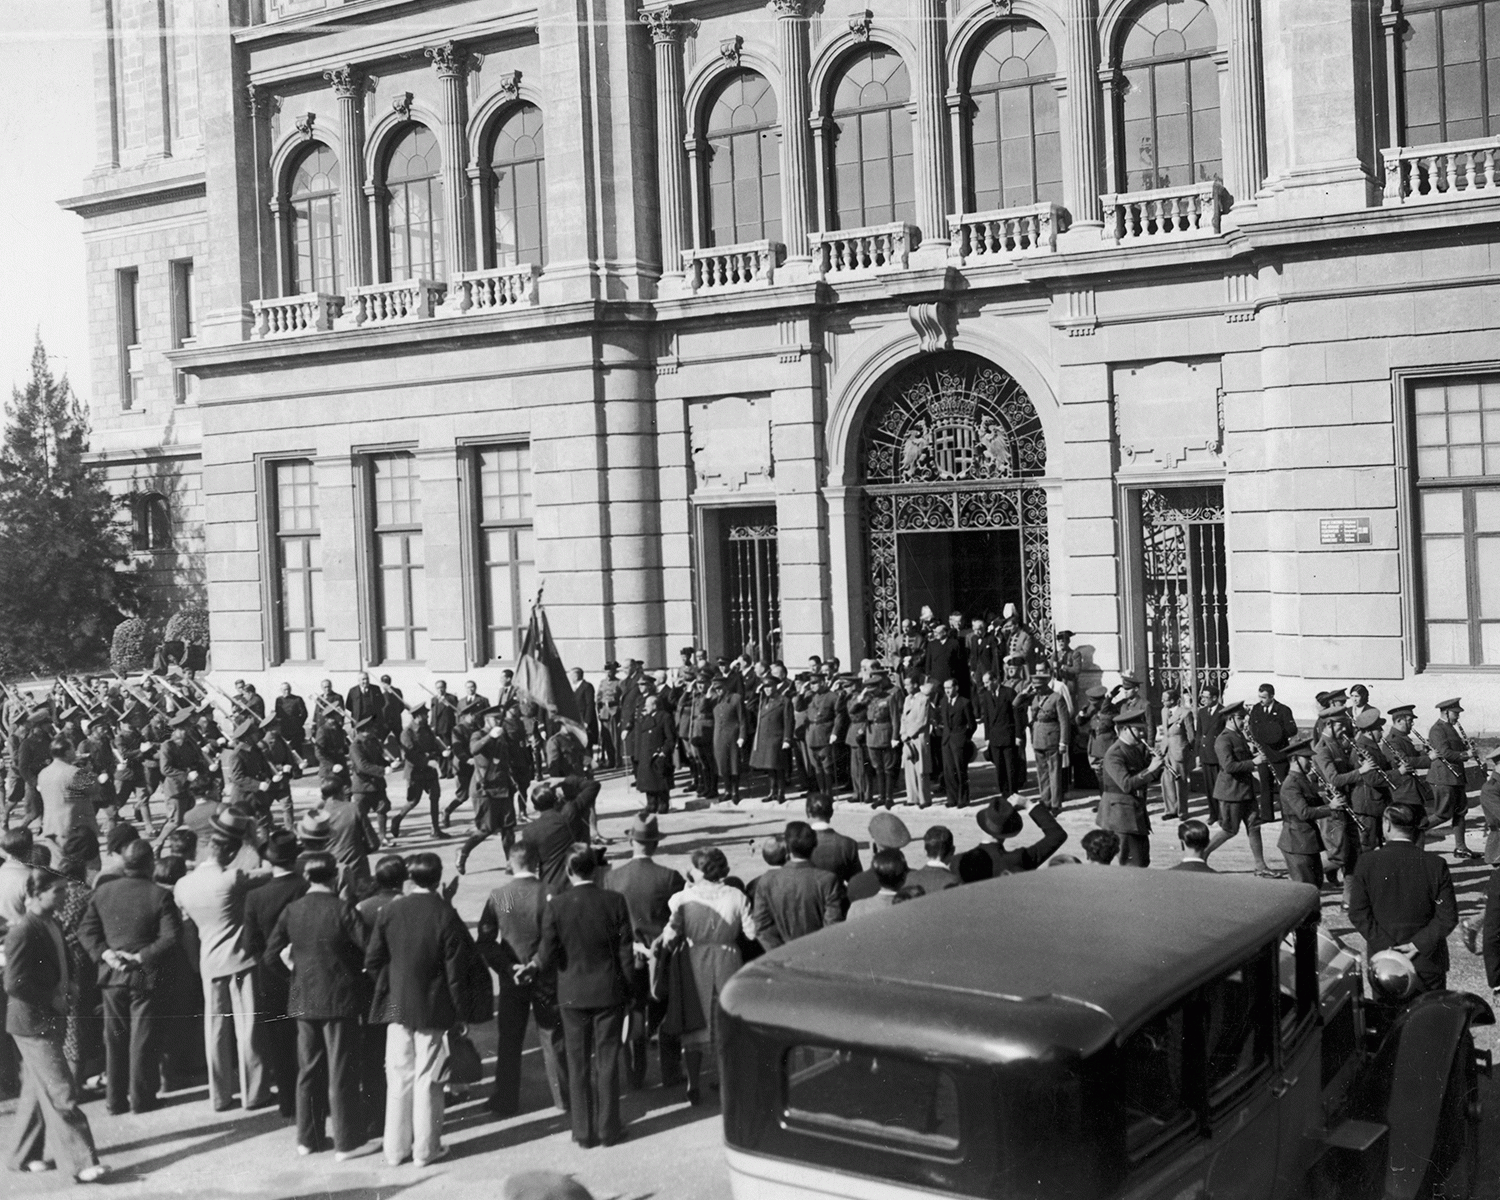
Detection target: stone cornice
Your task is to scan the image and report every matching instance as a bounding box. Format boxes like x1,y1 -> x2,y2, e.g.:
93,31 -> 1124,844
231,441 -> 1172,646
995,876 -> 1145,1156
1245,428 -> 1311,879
57,175 -> 208,219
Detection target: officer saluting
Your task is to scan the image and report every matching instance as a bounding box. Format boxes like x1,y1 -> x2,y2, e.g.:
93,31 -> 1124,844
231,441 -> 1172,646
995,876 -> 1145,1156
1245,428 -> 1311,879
1348,801 -> 1458,994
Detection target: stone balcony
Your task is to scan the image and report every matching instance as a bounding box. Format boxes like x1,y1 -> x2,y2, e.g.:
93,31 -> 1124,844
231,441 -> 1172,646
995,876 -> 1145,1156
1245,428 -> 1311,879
250,293 -> 343,339
681,241 -> 784,294
811,222 -> 919,279
1383,136 -> 1500,205
1100,180 -> 1227,244
441,265 -> 541,315
947,202 -> 1065,264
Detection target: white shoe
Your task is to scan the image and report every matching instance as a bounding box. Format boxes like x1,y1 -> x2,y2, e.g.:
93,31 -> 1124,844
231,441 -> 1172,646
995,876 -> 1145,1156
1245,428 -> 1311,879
415,1145 -> 449,1167
297,1145 -> 313,1156
77,1165 -> 109,1184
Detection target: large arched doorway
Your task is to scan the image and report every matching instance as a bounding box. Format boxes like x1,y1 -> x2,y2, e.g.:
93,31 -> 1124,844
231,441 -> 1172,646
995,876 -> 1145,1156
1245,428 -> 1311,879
860,351 -> 1051,661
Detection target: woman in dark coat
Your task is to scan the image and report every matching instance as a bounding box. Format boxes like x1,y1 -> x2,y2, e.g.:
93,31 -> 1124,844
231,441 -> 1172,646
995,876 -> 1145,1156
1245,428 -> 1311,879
711,683 -> 744,803
749,676 -> 794,803
633,695 -> 676,814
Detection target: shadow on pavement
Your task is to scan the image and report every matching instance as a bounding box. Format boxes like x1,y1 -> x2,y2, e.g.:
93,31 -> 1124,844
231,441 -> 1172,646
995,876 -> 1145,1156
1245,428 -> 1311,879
109,1107 -> 288,1179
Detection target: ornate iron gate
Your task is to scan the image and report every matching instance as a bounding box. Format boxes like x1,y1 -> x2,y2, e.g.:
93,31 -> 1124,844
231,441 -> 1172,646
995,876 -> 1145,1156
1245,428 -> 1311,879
724,513 -> 781,661
1140,485 -> 1229,697
859,352 -> 1051,663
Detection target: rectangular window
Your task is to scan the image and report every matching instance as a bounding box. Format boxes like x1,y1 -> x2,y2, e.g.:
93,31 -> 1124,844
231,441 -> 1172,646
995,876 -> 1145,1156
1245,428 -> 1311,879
476,444 -> 534,664
1118,1003 -> 1196,1160
274,460 -> 322,662
1402,1 -> 1500,145
782,1045 -> 962,1160
371,452 -> 426,662
1413,377 -> 1500,666
171,259 -> 195,404
117,268 -> 140,409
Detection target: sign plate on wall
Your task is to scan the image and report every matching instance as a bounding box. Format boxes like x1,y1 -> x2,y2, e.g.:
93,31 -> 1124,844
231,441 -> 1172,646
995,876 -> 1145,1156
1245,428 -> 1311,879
1320,517 -> 1371,545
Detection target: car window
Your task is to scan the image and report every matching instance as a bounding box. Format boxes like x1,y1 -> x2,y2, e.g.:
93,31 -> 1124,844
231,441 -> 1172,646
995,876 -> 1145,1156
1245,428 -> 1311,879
1118,1005 -> 1195,1159
783,1046 -> 962,1159
1202,960 -> 1271,1104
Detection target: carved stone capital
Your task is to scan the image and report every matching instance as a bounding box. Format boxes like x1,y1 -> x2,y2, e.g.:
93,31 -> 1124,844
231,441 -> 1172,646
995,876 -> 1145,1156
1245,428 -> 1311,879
848,9 -> 873,40
988,0 -> 1012,13
771,0 -> 804,16
641,5 -> 680,45
246,83 -> 262,116
323,64 -> 363,100
425,40 -> 475,78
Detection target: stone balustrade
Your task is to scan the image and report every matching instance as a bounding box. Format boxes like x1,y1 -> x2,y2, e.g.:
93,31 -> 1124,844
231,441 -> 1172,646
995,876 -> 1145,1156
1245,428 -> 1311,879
1100,180 -> 1226,243
681,241 -> 783,293
948,202 -> 1064,264
250,293 -> 343,339
442,265 -> 541,315
1383,137 -> 1500,204
337,279 -> 447,329
811,222 -> 919,279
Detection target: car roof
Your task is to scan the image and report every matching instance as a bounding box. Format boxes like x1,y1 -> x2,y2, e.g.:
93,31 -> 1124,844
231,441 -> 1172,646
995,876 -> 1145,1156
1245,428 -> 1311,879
720,868 -> 1318,1064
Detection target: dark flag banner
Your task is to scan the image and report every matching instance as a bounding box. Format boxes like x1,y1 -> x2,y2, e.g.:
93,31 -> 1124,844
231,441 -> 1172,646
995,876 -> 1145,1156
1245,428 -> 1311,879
515,602 -> 587,746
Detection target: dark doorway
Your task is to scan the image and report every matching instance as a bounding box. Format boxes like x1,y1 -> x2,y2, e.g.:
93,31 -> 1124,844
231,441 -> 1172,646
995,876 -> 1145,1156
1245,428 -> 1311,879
897,528 -> 1022,625
719,506 -> 781,661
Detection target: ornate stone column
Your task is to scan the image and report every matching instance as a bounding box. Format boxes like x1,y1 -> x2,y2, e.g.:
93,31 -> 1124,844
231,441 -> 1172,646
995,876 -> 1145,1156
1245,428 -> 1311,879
911,0 -> 950,247
643,7 -> 689,277
324,64 -> 371,289
426,41 -> 477,277
1222,0 -> 1265,209
1098,67 -> 1125,194
773,0 -> 813,260
1062,0 -> 1104,226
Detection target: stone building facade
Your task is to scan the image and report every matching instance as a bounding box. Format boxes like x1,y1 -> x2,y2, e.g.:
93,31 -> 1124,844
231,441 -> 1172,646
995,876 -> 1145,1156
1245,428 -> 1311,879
64,0 -> 1500,728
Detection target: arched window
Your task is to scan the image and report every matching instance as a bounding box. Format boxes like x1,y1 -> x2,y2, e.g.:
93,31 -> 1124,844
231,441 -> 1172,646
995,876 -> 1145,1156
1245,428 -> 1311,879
705,71 -> 782,246
1117,0 -> 1221,191
288,143 -> 341,295
383,124 -> 445,281
965,22 -> 1062,211
830,47 -> 915,229
488,104 -> 547,267
1401,1 -> 1500,146
131,493 -> 172,552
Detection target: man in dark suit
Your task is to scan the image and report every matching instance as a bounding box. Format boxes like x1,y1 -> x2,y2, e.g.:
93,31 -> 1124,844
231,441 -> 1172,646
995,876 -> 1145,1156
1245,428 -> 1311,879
427,682 -> 457,775
476,842 -> 568,1116
273,683 -> 310,753
1205,701 -> 1281,877
976,670 -> 1021,797
521,783 -> 588,897
935,677 -> 978,808
751,821 -> 845,949
805,793 -> 861,883
344,672 -> 383,728
1169,819 -> 1217,873
5,867 -> 106,1181
525,846 -> 635,1148
1248,683 -> 1298,823
905,825 -> 961,894
923,622 -> 969,696
241,829 -> 309,1119
364,852 -> 488,1167
1195,686 -> 1224,822
570,669 -> 599,758
77,840 -> 182,1115
1349,802 -> 1458,993
958,794 -> 1067,879
265,852 -> 370,1159
602,814 -> 685,1089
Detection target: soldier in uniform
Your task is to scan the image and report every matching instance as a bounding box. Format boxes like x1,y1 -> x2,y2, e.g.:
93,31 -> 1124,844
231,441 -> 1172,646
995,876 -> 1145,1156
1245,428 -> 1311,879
221,715 -> 274,833
798,675 -> 837,800
710,677 -> 744,804
861,668 -> 898,810
1381,703 -> 1433,814
1050,630 -> 1084,696
156,709 -> 208,840
112,712 -> 155,834
1086,685 -> 1117,798
443,709 -> 478,828
1096,708 -> 1165,867
347,714 -> 390,840
259,719 -> 301,831
841,674 -> 870,804
1279,734 -> 1346,888
595,662 -> 622,770
689,672 -> 718,800
1312,706 -> 1368,896
1204,701 -> 1282,877
458,707 -> 517,875
997,603 -> 1035,678
1025,663 -> 1071,813
749,671 -> 794,805
391,704 -> 445,841
1428,698 -> 1477,859
1350,709 -> 1396,852
1477,747 -> 1500,866
313,710 -> 349,785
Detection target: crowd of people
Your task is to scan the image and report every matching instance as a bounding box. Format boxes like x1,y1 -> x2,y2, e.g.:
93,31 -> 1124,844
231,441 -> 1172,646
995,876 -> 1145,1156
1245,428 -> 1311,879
1,610 -> 1498,1182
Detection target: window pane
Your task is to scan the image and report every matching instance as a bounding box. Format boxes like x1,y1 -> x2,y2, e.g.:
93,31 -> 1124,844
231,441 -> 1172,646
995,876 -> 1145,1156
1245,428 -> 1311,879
381,566 -> 406,628
1453,445 -> 1484,476
1481,622 -> 1500,664
1119,1005 -> 1192,1157
1427,621 -> 1470,664
1475,489 -> 1500,531
1477,536 -> 1500,617
1422,489 -> 1465,533
1203,966 -> 1269,1102
783,1046 -> 960,1155
282,565 -> 307,629
1423,535 -> 1470,618
408,566 -> 427,628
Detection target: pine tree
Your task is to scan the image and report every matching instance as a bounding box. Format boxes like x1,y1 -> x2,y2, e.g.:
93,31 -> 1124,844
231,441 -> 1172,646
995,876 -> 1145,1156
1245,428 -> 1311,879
0,338 -> 139,676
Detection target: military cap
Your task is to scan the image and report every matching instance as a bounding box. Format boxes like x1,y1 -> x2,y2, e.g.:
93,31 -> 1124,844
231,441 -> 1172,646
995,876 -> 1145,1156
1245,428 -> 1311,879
1386,704 -> 1416,721
868,810 -> 911,851
1436,697 -> 1464,713
1354,709 -> 1385,731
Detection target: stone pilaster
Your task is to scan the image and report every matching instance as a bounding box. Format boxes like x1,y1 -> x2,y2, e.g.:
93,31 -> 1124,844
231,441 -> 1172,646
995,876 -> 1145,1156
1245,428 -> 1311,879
1222,0 -> 1265,212
324,65 -> 371,289
1061,0 -> 1103,229
426,41 -> 477,276
773,0 -> 813,261
911,0 -> 950,252
643,7 -> 688,278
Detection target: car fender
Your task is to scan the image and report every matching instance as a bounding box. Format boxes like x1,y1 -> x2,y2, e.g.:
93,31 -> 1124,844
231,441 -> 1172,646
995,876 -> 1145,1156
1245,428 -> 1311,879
1351,990 -> 1491,1200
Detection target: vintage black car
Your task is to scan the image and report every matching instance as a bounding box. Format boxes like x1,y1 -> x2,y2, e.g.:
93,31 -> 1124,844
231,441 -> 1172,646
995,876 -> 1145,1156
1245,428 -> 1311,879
718,869 -> 1491,1200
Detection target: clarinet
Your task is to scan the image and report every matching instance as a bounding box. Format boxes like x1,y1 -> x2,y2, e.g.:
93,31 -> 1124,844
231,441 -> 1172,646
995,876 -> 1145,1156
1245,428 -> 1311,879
1454,719 -> 1478,766
1355,741 -> 1399,793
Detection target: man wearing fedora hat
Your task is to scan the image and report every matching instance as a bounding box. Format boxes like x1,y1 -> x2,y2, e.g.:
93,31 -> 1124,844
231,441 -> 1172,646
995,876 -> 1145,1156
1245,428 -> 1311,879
1095,708 -> 1163,868
1278,735 -> 1347,888
1349,802 -> 1458,994
173,807 -> 273,1111
958,793 -> 1067,880
241,829 -> 309,1119
1428,698 -> 1477,857
603,814 -> 686,1090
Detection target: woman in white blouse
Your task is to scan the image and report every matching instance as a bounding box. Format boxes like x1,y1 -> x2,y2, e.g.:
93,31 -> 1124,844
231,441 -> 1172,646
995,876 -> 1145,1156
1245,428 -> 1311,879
661,847 -> 755,1104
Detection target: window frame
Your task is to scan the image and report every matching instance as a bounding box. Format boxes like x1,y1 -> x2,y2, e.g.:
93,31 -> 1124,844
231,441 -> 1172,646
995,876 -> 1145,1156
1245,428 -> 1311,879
117,267 -> 140,410
485,102 -> 548,269
827,44 -> 917,231
170,258 -> 195,404
364,450 -> 427,665
381,123 -> 445,283
702,70 -> 783,248
961,20 -> 1064,213
1112,0 -> 1224,192
1397,363 -> 1500,672
1397,0 -> 1500,147
286,142 -> 343,297
129,492 -> 172,553
267,458 -> 323,666
468,442 -> 535,667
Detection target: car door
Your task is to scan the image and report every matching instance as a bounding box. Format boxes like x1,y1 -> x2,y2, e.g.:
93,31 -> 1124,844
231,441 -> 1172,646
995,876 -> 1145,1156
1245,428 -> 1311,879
1202,948 -> 1282,1200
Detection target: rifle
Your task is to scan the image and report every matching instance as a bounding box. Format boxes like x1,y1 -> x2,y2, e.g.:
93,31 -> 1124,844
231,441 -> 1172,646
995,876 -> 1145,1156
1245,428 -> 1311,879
203,678 -> 261,724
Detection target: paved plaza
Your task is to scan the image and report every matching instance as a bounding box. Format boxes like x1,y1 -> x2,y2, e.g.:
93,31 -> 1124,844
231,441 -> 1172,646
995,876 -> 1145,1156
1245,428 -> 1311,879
5,760 -> 1500,1198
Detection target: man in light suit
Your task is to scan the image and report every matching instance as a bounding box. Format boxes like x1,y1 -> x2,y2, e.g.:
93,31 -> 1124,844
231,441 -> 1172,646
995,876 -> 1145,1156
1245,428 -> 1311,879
525,846 -> 635,1148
